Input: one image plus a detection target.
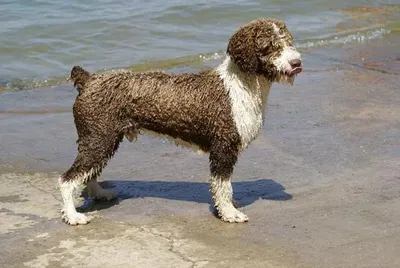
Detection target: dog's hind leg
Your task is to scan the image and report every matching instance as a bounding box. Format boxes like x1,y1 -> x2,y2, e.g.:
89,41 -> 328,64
209,141 -> 248,223
87,179 -> 117,201
58,170 -> 93,225
58,131 -> 123,225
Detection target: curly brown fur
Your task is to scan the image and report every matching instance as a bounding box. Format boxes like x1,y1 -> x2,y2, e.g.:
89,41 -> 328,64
70,66 -> 92,93
65,70 -> 240,180
58,18 -> 302,225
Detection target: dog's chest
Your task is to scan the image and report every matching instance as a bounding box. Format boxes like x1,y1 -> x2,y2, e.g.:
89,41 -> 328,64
225,76 -> 271,150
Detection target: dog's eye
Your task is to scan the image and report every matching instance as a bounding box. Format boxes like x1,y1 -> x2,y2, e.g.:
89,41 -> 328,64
278,28 -> 286,38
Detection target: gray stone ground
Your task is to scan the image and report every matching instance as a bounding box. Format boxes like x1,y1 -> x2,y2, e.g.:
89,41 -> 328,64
0,37 -> 399,268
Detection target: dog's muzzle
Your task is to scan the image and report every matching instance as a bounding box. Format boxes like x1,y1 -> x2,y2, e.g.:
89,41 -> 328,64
288,59 -> 302,76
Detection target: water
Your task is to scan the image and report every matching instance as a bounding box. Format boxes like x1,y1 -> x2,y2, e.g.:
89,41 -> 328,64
0,0 -> 399,90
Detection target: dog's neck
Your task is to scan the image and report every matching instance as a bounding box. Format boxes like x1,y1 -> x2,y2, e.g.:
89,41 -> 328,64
216,56 -> 272,98
216,56 -> 272,150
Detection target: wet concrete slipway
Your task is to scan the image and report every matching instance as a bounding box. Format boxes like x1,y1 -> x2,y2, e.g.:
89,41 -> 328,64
1,35 -> 399,268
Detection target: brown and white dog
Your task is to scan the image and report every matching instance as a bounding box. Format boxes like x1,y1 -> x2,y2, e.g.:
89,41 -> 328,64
59,18 -> 302,225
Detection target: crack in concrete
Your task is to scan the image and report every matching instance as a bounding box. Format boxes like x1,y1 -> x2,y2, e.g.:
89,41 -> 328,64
25,178 -> 61,203
138,226 -> 209,268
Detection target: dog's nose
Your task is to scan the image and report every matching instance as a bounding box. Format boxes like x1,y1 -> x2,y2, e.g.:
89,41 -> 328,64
289,59 -> 302,68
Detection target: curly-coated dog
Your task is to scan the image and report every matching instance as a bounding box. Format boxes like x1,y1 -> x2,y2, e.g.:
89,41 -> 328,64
59,18 -> 302,225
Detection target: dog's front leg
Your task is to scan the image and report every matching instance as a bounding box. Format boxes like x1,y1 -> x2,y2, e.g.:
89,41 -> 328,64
209,142 -> 248,223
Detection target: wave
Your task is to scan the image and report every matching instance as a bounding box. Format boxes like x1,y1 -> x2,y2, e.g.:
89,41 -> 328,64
297,28 -> 390,49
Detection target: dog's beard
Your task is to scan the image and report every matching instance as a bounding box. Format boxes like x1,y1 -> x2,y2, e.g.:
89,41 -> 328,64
275,73 -> 296,85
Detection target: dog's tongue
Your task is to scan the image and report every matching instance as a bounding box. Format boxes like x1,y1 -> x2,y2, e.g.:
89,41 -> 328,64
290,67 -> 302,76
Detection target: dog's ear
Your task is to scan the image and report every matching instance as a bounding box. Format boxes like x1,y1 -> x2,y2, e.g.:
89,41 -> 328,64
226,26 -> 259,74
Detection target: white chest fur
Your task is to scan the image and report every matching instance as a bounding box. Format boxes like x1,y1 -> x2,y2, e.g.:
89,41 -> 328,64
217,56 -> 272,151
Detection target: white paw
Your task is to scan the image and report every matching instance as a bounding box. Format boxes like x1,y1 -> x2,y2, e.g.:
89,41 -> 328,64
218,206 -> 249,223
91,188 -> 117,201
62,210 -> 91,225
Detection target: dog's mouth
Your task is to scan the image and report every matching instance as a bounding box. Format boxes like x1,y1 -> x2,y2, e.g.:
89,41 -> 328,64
287,67 -> 302,77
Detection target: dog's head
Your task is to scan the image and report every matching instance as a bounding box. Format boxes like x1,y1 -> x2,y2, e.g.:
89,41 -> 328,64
227,18 -> 302,84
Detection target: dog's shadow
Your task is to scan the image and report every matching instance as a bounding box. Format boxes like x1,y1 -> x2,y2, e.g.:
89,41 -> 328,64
79,178 -> 292,213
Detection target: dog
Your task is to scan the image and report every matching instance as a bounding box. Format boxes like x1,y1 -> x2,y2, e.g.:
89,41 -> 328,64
58,18 -> 302,225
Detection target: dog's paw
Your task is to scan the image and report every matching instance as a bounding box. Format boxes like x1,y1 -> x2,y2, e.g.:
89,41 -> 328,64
218,206 -> 249,223
91,188 -> 118,201
62,210 -> 91,225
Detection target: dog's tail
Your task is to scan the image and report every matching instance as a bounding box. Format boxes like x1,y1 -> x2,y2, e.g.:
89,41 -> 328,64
70,66 -> 91,93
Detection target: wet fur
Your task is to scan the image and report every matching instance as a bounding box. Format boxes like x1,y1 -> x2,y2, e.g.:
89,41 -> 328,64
58,18 -> 302,225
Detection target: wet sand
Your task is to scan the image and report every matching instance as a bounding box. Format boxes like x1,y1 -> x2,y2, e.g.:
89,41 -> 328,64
1,34 -> 399,268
